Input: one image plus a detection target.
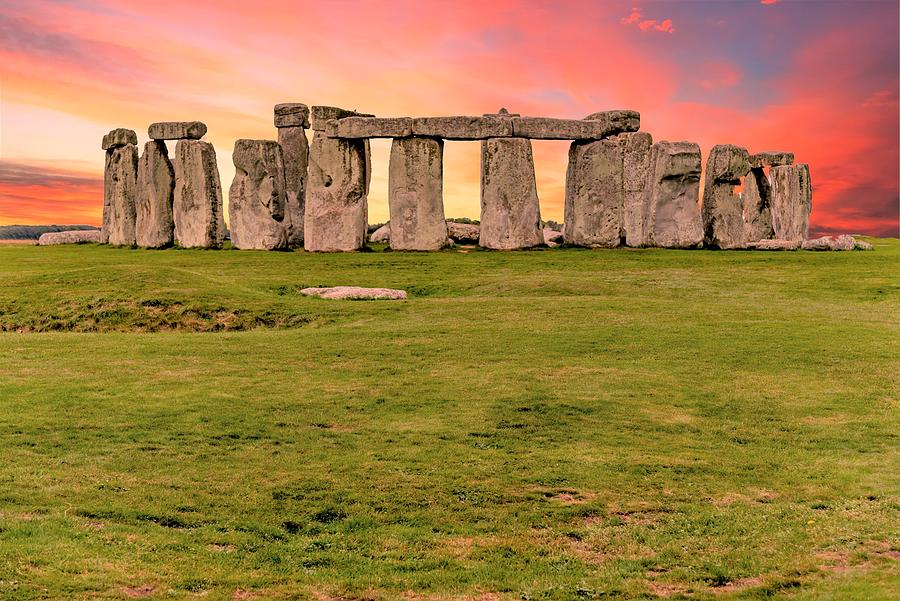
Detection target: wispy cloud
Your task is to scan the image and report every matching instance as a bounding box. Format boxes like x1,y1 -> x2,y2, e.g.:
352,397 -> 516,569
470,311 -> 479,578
621,7 -> 676,34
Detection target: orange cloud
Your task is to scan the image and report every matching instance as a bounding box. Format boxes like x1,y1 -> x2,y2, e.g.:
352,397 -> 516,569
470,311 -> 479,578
623,7 -> 676,33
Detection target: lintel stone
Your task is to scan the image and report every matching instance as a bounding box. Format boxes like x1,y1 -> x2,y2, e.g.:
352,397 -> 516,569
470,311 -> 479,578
148,121 -> 207,140
102,128 -> 137,150
274,103 -> 310,128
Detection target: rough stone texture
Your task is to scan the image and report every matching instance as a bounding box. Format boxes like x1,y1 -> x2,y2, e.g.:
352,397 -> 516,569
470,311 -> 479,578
136,141 -> 175,248
742,168 -> 774,242
543,228 -> 563,247
274,103 -> 310,128
101,128 -> 137,150
513,110 -> 640,140
622,132 -> 653,247
228,139 -> 288,250
746,239 -> 801,250
301,286 -> 407,300
148,121 -> 206,140
447,221 -> 480,244
480,138 -> 543,249
310,106 -> 373,131
38,230 -> 101,245
369,223 -> 391,243
749,151 -> 794,169
801,235 -> 858,251
277,125 -> 309,247
388,137 -> 448,250
412,116 -> 513,140
702,144 -> 751,249
327,116 -> 413,138
102,144 -> 138,245
770,164 -> 812,242
172,140 -> 225,248
643,141 -> 703,248
304,131 -> 369,251
564,138 -> 624,248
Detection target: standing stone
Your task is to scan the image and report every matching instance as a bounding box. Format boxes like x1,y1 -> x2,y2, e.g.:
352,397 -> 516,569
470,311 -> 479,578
101,129 -> 138,246
304,131 -> 369,251
643,141 -> 703,248
172,140 -> 225,248
770,164 -> 812,242
136,141 -> 175,248
480,138 -> 543,249
275,103 -> 310,247
388,137 -> 448,250
564,137 -> 624,247
702,144 -> 751,249
228,139 -> 288,250
742,168 -> 774,242
622,132 -> 653,246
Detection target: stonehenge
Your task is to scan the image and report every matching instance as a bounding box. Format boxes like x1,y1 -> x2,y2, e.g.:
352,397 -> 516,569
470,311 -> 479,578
101,105 -> 816,253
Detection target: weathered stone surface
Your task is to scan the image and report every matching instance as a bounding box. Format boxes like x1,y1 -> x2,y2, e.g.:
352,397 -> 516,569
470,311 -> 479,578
228,139 -> 288,250
136,141 -> 175,248
277,126 -> 309,247
746,239 -> 800,250
742,168 -> 774,242
301,286 -> 407,300
38,230 -> 101,245
643,141 -> 703,248
447,221 -> 480,244
512,111 -> 640,140
412,116 -> 513,140
801,235 -> 857,251
148,121 -> 206,140
622,132 -> 653,246
388,137 -> 448,250
369,223 -> 391,243
702,144 -> 751,249
172,140 -> 225,248
101,128 -> 137,150
480,138 -> 543,249
543,227 -> 563,247
310,106 -> 373,131
770,164 -> 812,242
326,116 -> 413,138
304,131 -> 369,251
274,103 -> 310,128
749,151 -> 794,169
564,138 -> 624,247
102,144 -> 138,245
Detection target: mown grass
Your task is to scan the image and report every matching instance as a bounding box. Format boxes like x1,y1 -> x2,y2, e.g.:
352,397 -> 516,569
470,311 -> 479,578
0,240 -> 898,600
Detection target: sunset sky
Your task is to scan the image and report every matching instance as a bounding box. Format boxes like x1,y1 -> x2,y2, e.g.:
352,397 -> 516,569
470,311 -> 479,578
1,0 -> 898,236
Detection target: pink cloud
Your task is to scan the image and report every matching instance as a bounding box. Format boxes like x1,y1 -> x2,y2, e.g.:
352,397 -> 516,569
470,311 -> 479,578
761,0 -> 780,5
624,7 -> 676,34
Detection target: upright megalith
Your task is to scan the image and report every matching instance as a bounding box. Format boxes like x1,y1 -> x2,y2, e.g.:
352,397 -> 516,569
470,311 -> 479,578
101,128 -> 138,246
136,141 -> 175,248
172,140 -> 225,248
622,132 -> 653,247
701,144 -> 751,249
643,141 -> 703,248
743,151 -> 793,242
305,106 -> 370,251
275,103 -> 310,247
480,134 -> 543,250
564,137 -> 624,247
228,139 -> 288,250
770,164 -> 812,242
388,137 -> 448,250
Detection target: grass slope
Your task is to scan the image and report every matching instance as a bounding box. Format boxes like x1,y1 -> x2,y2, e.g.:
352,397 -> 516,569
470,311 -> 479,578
0,241 -> 898,600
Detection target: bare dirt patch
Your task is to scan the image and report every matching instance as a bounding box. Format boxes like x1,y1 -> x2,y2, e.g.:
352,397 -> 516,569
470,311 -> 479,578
123,585 -> 156,598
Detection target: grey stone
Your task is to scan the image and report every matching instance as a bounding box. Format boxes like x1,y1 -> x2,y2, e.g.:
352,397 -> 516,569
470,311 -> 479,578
622,132 -> 653,246
512,110 -> 640,140
172,140 -> 225,248
742,168 -> 774,242
388,137 -> 448,250
412,116 -> 513,140
101,128 -> 137,150
304,131 -> 369,251
369,223 -> 391,243
749,151 -> 794,169
564,137 -> 624,248
301,286 -> 407,300
310,106 -> 373,131
148,121 -> 206,140
770,164 -> 812,242
277,126 -> 309,247
274,103 -> 310,128
480,138 -> 543,249
326,116 -> 413,138
702,144 -> 751,249
543,227 -> 563,247
38,230 -> 101,245
101,143 -> 138,245
228,139 -> 288,250
136,141 -> 175,248
746,239 -> 801,250
801,235 -> 856,251
447,221 -> 480,244
643,141 -> 703,248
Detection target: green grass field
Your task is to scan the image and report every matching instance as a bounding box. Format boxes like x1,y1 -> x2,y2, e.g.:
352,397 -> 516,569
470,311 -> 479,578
0,241 -> 898,600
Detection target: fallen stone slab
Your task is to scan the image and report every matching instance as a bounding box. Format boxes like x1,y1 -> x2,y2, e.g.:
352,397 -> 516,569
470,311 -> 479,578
749,151 -> 794,169
746,239 -> 800,250
101,128 -> 137,150
38,230 -> 101,245
513,110 -> 640,140
369,223 -> 391,242
148,121 -> 207,140
327,116 -> 413,138
801,235 -> 862,251
274,103 -> 310,128
543,227 -> 563,247
301,286 -> 407,300
136,140 -> 175,248
702,144 -> 751,249
310,106 -> 374,131
447,221 -> 480,244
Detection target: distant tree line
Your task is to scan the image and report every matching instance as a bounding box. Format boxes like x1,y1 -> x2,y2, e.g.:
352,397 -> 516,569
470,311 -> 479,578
0,225 -> 99,240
